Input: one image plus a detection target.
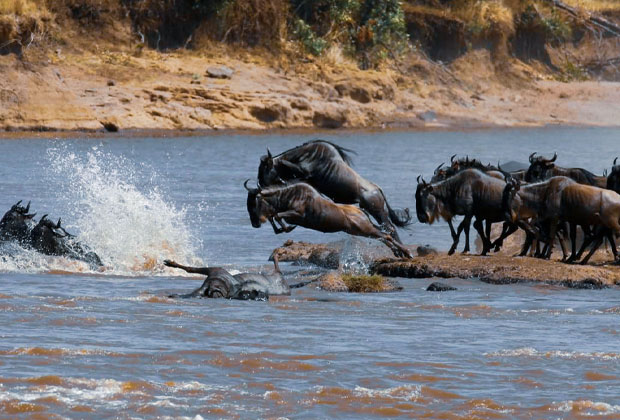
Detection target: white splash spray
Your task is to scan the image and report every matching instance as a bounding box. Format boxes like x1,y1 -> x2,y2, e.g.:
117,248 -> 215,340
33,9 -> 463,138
39,145 -> 205,275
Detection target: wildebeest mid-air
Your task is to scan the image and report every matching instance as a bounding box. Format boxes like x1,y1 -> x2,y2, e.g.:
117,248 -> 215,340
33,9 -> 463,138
245,180 -> 412,259
257,139 -> 411,242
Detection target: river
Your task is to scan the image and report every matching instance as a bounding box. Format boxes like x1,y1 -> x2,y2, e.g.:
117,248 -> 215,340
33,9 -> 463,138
1,128 -> 619,419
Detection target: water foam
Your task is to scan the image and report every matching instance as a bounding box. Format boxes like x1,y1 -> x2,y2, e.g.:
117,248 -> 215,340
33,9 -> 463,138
37,146 -> 205,275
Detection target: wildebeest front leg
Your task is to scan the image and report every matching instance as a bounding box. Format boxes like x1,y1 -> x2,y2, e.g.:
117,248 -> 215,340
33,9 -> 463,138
275,211 -> 301,233
448,216 -> 470,255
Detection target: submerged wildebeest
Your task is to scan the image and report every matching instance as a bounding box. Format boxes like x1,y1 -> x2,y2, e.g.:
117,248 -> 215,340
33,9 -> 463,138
257,140 -> 410,241
0,200 -> 36,243
29,215 -> 103,269
416,169 -> 519,256
525,153 -> 607,187
245,180 -> 412,258
502,175 -> 620,264
164,257 -> 290,300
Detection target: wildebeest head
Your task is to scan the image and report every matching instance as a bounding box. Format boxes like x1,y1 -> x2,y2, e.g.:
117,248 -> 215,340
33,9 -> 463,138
607,157 -> 620,193
204,277 -> 232,298
257,148 -> 281,187
525,152 -> 557,182
0,200 -> 36,242
415,176 -> 437,224
430,162 -> 447,182
245,179 -> 268,228
29,215 -> 73,256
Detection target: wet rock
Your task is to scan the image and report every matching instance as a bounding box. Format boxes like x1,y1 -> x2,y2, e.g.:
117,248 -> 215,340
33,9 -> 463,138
417,245 -> 438,256
206,66 -> 234,79
427,282 -> 457,292
313,109 -> 346,129
270,240 -> 340,269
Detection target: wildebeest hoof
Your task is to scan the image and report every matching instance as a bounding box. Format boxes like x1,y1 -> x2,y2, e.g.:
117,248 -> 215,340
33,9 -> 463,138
427,282 -> 457,292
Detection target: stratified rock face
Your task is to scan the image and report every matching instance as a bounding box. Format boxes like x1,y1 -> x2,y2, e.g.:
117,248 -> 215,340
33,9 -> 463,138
426,282 -> 456,292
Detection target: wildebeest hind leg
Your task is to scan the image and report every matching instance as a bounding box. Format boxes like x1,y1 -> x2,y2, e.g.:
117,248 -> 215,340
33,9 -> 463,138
473,218 -> 491,255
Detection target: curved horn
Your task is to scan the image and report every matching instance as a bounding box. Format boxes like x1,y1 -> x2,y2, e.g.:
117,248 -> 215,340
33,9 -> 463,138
434,162 -> 444,173
549,152 -> 557,162
614,157 -> 618,166
57,218 -> 61,228
416,175 -> 421,183
12,200 -> 22,209
421,176 -> 428,185
267,148 -> 273,159
497,162 -> 511,180
41,214 -> 48,221
244,179 -> 259,194
529,152 -> 536,163
450,154 -> 457,163
25,201 -> 30,212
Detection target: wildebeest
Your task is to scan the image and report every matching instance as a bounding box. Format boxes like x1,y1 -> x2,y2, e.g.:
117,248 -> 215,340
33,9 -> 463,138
245,180 -> 412,259
29,215 -> 103,269
525,153 -> 607,187
502,175 -> 620,264
257,140 -> 410,241
0,200 -> 36,243
164,257 -> 290,300
606,157 -> 620,194
416,169 -> 518,256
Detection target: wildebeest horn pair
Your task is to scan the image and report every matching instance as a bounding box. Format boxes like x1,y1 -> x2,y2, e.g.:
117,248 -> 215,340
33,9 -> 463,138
416,175 -> 428,185
243,179 -> 260,194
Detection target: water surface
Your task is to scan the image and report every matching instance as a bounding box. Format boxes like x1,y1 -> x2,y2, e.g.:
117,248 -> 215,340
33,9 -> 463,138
1,128 -> 619,418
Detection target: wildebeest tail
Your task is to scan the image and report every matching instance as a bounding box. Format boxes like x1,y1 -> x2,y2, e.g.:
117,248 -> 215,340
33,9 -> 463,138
382,190 -> 412,227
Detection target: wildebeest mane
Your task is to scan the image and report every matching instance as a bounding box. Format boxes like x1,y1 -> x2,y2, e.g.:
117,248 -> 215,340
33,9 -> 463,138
278,139 -> 356,166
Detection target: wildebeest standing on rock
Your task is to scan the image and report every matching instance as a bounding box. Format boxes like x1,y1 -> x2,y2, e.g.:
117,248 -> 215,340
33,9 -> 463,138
416,169 -> 519,256
245,181 -> 412,259
164,257 -> 290,300
0,200 -> 36,243
29,215 -> 103,269
257,140 -> 411,241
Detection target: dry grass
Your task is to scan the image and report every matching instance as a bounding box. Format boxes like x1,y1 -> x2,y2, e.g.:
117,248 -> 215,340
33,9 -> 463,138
562,0 -> 620,13
0,0 -> 48,16
341,274 -> 394,293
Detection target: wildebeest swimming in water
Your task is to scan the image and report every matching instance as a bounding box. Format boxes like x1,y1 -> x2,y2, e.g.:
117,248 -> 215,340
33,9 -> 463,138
257,140 -> 411,242
245,181 -> 412,259
0,201 -> 103,270
164,256 -> 290,300
0,200 -> 36,244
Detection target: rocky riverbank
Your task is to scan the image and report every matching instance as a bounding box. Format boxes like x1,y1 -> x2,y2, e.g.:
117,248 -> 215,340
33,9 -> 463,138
273,240 -> 620,289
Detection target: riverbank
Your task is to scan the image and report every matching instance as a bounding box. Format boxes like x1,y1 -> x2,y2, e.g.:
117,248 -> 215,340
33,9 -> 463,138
273,240 -> 620,289
1,47 -> 619,135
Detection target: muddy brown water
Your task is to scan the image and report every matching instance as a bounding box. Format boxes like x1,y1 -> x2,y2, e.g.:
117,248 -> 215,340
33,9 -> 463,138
1,128 -> 619,419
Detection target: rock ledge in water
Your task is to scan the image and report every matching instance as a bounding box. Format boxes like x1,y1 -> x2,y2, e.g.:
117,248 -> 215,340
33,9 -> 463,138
317,271 -> 402,293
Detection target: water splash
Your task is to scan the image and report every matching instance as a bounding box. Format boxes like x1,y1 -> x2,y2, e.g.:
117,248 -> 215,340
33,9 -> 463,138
33,145 -> 205,275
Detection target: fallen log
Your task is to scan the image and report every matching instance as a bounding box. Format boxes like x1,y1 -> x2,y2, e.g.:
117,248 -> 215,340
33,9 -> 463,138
542,0 -> 620,37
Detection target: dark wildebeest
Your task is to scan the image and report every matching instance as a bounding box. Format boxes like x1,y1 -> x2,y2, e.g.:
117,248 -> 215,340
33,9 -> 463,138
257,140 -> 410,241
415,169 -> 518,256
29,215 -> 103,269
502,176 -> 620,264
606,157 -> 620,194
0,200 -> 36,243
245,180 -> 412,259
525,153 -> 607,187
501,176 -> 576,260
164,257 -> 290,300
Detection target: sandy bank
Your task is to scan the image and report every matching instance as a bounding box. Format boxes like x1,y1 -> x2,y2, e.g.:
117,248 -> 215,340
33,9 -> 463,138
1,48 -> 619,135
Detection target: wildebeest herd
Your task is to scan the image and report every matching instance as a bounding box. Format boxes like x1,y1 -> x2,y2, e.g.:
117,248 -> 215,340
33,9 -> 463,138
2,139 -> 620,300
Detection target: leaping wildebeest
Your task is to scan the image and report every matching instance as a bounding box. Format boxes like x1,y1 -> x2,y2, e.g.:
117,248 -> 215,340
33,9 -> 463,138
257,140 -> 411,241
245,180 -> 412,259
